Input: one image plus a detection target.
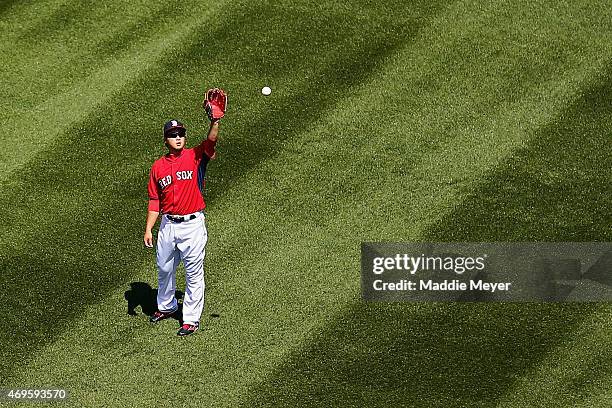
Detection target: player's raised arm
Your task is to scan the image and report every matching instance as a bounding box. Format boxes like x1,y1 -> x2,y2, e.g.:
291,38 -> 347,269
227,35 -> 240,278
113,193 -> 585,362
207,120 -> 220,142
199,87 -> 227,158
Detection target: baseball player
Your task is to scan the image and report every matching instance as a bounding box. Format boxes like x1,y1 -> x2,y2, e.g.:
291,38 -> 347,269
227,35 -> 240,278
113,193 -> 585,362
144,88 -> 227,336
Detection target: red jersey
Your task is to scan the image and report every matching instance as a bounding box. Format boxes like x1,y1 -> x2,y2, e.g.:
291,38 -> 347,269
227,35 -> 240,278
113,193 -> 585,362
148,139 -> 216,215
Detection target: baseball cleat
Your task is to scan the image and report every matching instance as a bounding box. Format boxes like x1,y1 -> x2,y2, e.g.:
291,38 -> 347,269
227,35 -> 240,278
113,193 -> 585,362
149,309 -> 177,323
177,323 -> 199,336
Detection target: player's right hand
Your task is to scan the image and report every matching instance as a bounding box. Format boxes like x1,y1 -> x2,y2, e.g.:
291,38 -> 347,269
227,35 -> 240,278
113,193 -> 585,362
144,231 -> 154,248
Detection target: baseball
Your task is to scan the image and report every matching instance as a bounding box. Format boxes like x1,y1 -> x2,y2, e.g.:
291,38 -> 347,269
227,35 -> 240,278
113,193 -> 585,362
261,86 -> 271,96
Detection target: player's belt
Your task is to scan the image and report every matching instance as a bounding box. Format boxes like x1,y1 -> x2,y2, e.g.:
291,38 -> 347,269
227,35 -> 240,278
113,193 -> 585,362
165,212 -> 199,223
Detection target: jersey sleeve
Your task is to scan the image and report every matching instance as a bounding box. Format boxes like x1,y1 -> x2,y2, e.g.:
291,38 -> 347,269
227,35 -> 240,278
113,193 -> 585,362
194,138 -> 217,159
147,166 -> 160,212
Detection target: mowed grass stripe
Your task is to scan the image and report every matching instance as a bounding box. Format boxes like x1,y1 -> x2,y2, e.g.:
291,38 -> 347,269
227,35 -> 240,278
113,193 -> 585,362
0,0 -> 206,113
0,0 -> 450,384
0,0 -> 228,180
424,66 -> 612,243
0,0 -> 18,16
237,0 -> 612,403
247,304 -> 599,408
246,65 -> 612,408
5,1 -> 611,407
429,68 -> 612,408
494,306 -> 612,408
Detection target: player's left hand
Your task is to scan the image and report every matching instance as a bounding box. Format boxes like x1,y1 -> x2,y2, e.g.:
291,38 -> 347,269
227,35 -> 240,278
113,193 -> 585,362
203,88 -> 227,122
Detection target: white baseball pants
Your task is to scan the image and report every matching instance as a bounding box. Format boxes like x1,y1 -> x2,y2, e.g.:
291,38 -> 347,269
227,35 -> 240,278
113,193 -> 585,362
156,212 -> 207,326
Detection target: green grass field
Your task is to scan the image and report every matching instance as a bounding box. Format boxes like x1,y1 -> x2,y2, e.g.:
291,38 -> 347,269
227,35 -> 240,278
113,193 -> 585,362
1,0 -> 611,406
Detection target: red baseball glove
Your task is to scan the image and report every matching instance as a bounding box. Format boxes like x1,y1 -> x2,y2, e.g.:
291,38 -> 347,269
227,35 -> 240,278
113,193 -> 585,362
203,88 -> 227,122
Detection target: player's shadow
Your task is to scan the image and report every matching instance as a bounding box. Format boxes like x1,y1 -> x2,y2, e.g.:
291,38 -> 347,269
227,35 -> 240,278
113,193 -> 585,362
124,282 -> 184,319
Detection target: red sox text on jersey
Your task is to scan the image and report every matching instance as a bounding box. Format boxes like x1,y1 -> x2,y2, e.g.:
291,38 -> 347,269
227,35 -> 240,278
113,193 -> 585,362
148,139 -> 216,215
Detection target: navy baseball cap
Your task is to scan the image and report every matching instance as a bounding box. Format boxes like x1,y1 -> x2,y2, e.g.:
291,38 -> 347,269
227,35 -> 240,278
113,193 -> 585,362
163,119 -> 186,136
